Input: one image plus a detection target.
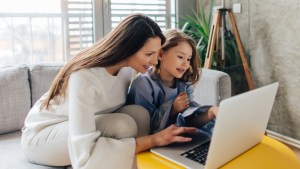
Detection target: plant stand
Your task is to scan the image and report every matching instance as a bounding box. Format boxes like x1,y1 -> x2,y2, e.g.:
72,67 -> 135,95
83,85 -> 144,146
203,7 -> 254,90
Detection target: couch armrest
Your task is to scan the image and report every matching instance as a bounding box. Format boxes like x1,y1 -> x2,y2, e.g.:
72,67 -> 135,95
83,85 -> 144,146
193,68 -> 231,106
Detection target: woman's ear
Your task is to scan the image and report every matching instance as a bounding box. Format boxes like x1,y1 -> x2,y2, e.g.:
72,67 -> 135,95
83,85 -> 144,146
157,49 -> 164,61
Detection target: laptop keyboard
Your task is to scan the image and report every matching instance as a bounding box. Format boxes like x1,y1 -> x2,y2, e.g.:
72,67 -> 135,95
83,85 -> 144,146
180,141 -> 211,165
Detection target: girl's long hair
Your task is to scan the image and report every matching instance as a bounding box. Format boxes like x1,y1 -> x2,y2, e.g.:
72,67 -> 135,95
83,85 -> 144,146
41,13 -> 165,109
154,29 -> 200,84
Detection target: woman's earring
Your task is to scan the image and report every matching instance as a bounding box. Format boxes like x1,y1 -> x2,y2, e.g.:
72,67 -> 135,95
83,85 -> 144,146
189,66 -> 193,74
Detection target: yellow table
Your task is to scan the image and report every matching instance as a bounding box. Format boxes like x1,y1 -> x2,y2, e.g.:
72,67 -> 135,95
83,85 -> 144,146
137,136 -> 300,169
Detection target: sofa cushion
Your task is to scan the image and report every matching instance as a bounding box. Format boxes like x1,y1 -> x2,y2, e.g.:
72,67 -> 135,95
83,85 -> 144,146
30,63 -> 63,105
0,131 -> 65,169
0,65 -> 31,134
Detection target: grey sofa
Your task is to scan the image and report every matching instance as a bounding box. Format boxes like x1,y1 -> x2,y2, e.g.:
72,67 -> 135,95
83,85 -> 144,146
0,63 -> 231,169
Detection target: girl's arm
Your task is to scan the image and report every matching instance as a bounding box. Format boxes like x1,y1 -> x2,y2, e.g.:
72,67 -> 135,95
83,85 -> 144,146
127,76 -> 174,133
171,92 -> 190,116
186,84 -> 212,113
185,84 -> 218,128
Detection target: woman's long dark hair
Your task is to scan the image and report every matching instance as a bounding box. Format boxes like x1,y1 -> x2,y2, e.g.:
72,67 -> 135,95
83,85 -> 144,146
41,13 -> 165,109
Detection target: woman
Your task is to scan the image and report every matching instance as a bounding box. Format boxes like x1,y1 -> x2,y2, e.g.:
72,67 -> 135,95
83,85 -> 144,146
21,14 -> 197,169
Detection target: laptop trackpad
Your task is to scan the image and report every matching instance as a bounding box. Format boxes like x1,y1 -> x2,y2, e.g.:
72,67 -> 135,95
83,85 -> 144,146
150,132 -> 210,169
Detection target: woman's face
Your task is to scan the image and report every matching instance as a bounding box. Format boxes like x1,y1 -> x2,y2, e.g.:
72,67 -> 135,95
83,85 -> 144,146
128,37 -> 161,73
159,41 -> 192,79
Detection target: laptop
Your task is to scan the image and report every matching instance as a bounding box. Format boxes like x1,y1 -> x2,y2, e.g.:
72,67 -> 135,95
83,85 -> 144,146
150,82 -> 279,169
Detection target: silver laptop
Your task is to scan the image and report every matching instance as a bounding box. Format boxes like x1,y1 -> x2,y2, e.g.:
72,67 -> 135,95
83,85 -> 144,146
151,82 -> 279,169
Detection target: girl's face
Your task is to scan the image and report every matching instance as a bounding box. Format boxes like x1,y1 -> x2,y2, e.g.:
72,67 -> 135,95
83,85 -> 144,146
128,37 -> 161,73
159,41 -> 192,79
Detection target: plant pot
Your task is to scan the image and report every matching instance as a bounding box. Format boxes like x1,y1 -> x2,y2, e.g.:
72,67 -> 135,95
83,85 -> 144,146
217,64 -> 249,96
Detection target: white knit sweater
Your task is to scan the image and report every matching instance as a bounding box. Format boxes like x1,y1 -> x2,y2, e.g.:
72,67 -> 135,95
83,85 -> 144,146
24,67 -> 135,169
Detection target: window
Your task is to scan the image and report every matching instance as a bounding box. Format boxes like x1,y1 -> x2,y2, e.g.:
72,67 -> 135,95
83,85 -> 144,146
110,0 -> 176,30
0,0 -> 94,67
65,0 -> 94,57
0,0 -> 177,67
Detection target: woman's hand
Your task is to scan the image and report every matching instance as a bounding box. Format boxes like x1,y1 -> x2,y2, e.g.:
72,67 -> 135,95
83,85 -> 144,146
152,125 -> 197,147
171,92 -> 189,115
135,125 -> 198,153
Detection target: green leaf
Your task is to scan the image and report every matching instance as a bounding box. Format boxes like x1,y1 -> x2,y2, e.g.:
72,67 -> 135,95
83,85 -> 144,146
198,1 -> 209,34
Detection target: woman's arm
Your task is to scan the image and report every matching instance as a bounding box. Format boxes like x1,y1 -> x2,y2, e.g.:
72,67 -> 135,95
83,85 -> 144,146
69,70 -> 136,169
135,125 -> 198,153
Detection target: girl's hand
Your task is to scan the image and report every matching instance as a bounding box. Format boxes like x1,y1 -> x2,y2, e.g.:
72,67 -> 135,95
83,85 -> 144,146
172,92 -> 189,115
152,125 -> 197,147
208,106 -> 219,119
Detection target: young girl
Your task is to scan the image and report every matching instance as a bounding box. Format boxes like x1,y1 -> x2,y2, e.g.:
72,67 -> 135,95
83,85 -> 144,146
127,29 -> 218,134
21,15 -> 198,169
